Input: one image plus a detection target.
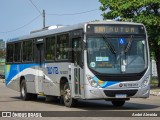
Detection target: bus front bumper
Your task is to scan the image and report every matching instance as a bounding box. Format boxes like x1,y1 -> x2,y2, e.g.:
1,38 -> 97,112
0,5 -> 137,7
83,84 -> 150,99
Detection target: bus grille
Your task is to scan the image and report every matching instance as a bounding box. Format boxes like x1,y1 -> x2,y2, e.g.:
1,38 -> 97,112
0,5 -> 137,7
103,89 -> 138,97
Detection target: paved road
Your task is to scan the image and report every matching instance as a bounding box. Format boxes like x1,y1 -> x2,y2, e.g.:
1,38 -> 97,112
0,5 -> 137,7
0,81 -> 159,120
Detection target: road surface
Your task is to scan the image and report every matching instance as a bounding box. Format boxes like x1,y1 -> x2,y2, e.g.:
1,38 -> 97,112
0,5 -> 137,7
0,80 -> 159,120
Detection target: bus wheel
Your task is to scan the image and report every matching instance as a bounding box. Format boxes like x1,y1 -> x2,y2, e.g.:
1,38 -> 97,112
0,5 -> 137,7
111,100 -> 125,107
20,80 -> 31,101
63,82 -> 77,107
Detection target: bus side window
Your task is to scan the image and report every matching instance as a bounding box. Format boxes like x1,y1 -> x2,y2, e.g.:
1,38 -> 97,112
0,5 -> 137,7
45,36 -> 55,61
23,40 -> 33,62
56,34 -> 69,60
14,42 -> 21,62
7,44 -> 14,62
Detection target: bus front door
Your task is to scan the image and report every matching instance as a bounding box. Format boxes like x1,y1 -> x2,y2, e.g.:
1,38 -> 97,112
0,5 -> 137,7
35,39 -> 45,94
71,38 -> 83,98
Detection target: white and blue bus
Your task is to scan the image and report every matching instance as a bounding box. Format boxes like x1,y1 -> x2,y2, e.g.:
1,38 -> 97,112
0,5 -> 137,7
5,21 -> 150,107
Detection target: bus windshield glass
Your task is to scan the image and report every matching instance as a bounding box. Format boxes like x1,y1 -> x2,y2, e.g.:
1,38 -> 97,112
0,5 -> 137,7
87,37 -> 147,74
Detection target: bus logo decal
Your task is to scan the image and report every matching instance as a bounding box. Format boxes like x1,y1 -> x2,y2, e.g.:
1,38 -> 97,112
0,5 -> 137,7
47,67 -> 59,74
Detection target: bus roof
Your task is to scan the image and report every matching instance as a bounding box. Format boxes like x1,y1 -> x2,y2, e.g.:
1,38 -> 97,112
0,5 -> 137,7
7,20 -> 144,43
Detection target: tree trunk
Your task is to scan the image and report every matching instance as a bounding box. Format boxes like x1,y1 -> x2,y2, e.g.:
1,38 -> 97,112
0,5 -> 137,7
154,46 -> 160,87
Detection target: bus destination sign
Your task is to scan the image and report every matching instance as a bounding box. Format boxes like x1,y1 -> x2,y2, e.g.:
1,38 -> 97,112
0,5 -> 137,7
87,24 -> 145,34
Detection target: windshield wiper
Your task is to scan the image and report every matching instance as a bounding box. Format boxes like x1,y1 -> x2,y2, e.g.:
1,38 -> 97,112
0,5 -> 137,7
102,34 -> 116,55
124,35 -> 134,53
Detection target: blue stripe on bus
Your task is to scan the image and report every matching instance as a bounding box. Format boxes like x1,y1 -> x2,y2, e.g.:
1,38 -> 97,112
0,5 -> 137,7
93,76 -> 120,88
5,63 -> 38,85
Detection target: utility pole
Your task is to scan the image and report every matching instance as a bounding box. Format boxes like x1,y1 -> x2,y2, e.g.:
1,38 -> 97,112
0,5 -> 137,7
43,9 -> 45,29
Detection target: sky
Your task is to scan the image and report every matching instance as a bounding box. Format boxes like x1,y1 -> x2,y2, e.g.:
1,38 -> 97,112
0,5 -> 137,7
0,0 -> 103,41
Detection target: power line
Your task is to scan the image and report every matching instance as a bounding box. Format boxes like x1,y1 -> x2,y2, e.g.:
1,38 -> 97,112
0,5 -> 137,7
0,8 -> 99,34
0,0 -> 42,34
28,0 -> 45,28
0,15 -> 41,34
28,0 -> 99,16
46,9 -> 99,16
28,0 -> 42,15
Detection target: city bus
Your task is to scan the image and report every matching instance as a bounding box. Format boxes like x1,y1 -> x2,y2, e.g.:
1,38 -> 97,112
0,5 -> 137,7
5,21 -> 150,107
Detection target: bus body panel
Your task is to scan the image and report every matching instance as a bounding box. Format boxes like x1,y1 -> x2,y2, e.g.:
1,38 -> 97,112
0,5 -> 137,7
5,62 -> 84,98
43,62 -> 71,96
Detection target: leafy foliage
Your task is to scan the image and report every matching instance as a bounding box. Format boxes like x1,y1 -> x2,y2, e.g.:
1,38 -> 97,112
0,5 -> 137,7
0,50 -> 5,58
99,0 -> 160,86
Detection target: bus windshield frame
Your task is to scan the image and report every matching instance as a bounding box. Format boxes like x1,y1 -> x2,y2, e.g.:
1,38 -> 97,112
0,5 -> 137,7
86,24 -> 148,76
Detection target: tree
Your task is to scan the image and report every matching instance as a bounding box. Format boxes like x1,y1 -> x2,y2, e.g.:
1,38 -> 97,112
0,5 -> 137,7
99,0 -> 160,87
0,50 -> 5,58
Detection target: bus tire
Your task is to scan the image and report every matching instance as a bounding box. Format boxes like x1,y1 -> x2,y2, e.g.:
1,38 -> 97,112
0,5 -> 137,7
111,100 -> 125,107
20,80 -> 31,101
30,94 -> 37,101
63,82 -> 77,107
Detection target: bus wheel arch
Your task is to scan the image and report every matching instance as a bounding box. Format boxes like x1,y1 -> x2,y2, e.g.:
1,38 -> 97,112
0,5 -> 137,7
20,77 -> 30,100
20,76 -> 37,101
60,77 -> 77,107
20,76 -> 25,89
60,77 -> 69,96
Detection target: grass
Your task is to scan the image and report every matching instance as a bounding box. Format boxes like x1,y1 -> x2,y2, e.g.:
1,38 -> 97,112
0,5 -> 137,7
151,89 -> 160,92
150,77 -> 159,87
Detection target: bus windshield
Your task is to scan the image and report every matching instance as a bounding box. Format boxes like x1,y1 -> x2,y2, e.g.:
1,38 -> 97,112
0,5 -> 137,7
87,36 -> 148,74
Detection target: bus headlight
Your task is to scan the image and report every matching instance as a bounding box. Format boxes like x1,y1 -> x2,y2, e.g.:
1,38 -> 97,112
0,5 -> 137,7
141,76 -> 150,88
86,75 -> 99,88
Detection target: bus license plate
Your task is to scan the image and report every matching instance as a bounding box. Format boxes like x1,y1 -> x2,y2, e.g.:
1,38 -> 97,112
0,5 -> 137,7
115,94 -> 127,98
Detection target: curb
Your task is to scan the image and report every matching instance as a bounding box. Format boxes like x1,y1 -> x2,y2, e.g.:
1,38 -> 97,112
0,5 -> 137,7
150,91 -> 160,96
